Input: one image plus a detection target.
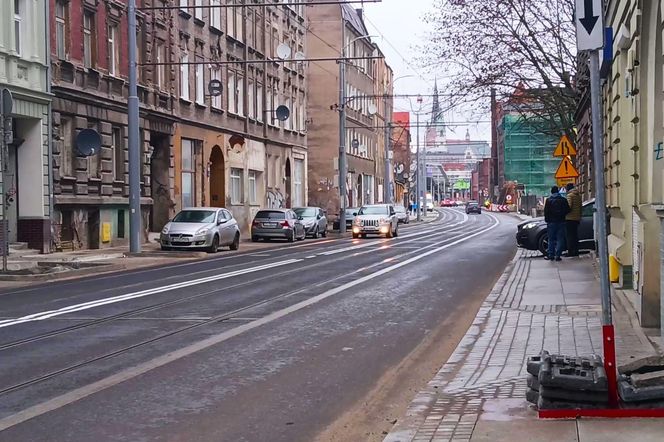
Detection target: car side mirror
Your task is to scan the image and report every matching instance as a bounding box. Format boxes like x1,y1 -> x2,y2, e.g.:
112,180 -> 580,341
353,212 -> 357,216
217,219 -> 227,225
298,216 -> 304,220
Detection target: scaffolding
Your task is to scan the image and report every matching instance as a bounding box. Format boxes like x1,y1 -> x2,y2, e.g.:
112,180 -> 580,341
500,113 -> 560,197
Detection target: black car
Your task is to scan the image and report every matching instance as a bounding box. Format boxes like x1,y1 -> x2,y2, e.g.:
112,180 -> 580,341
332,207 -> 359,231
466,201 -> 481,214
516,199 -> 596,255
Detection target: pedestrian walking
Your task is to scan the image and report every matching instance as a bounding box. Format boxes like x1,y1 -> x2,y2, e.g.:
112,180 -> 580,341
543,186 -> 570,261
565,183 -> 582,257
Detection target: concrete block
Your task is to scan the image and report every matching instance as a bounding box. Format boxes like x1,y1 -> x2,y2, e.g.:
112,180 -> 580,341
618,378 -> 664,403
526,387 -> 539,404
537,395 -> 603,410
631,369 -> 664,388
539,359 -> 608,391
527,374 -> 540,391
539,385 -> 608,404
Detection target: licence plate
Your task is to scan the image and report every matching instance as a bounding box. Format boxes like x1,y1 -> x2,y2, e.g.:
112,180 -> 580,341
263,222 -> 278,228
172,241 -> 190,245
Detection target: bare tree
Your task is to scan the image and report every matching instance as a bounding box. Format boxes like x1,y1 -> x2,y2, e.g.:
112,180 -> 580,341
422,0 -> 577,136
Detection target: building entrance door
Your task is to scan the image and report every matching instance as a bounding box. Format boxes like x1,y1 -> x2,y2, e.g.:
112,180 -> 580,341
209,146 -> 225,207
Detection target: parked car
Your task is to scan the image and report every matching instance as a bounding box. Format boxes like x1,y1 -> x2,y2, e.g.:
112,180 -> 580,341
394,205 -> 410,224
332,207 -> 360,231
251,209 -> 306,242
352,204 -> 399,239
441,198 -> 455,207
466,201 -> 482,214
294,206 -> 328,238
160,207 -> 240,252
516,199 -> 596,255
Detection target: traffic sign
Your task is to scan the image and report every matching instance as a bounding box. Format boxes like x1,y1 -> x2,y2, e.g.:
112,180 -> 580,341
555,156 -> 579,179
557,177 -> 576,188
506,194 -> 513,203
553,134 -> 577,157
575,0 -> 603,50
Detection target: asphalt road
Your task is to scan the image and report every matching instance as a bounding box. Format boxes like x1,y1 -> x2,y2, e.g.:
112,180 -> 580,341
0,209 -> 518,442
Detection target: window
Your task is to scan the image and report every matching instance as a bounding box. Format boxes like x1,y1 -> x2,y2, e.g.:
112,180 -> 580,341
210,0 -> 221,29
195,61 -> 205,104
87,121 -> 101,178
234,3 -> 243,42
211,68 -> 222,109
227,71 -> 236,112
108,24 -> 119,76
117,210 -> 125,239
112,127 -> 124,181
237,75 -> 244,116
248,170 -> 259,204
54,1 -> 67,59
156,42 -> 167,89
257,83 -> 264,122
194,0 -> 203,20
293,160 -> 304,207
180,53 -> 190,100
181,139 -> 195,208
179,0 -> 188,12
83,11 -> 96,68
60,117 -> 74,177
248,79 -> 255,119
230,168 -> 243,204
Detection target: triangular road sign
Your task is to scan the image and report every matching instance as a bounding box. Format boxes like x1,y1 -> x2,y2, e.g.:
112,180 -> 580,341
555,156 -> 579,179
553,134 -> 577,157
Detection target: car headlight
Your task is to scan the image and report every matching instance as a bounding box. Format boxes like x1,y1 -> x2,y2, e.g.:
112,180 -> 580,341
379,218 -> 389,224
195,228 -> 209,236
523,222 -> 539,230
161,225 -> 170,234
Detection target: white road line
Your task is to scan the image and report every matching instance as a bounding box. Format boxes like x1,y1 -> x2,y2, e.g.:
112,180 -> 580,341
0,259 -> 302,329
0,214 -> 500,432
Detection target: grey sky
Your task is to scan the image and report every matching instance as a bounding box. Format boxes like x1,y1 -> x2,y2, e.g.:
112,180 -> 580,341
362,0 -> 491,142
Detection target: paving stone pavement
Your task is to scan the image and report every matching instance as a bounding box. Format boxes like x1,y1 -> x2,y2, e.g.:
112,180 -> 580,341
385,249 -> 661,442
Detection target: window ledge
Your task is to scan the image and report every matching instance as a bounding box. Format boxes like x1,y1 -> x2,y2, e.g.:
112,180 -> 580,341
180,97 -> 192,105
211,107 -> 225,114
178,9 -> 192,19
195,101 -> 207,109
193,17 -> 205,27
210,26 -> 223,36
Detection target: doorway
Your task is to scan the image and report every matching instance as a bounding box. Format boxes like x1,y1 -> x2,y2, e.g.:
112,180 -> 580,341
284,158 -> 292,208
87,209 -> 100,249
209,145 -> 225,207
5,145 -> 18,243
149,133 -> 171,232
357,174 -> 363,207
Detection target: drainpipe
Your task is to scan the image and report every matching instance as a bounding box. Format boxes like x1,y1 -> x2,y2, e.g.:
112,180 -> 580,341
45,0 -> 54,254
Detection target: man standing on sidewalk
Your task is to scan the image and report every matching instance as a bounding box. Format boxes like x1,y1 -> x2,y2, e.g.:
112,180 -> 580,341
543,186 -> 570,261
565,183 -> 582,257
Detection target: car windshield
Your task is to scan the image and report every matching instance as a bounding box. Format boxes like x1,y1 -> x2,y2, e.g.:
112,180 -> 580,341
294,208 -> 317,217
172,210 -> 216,223
468,202 -> 478,207
255,210 -> 286,220
358,206 -> 388,215
395,206 -> 406,213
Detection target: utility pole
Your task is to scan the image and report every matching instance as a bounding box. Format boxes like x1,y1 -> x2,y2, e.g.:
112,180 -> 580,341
128,0 -> 142,253
338,47 -> 347,233
416,112 -> 421,221
0,88 -> 12,273
384,110 -> 392,204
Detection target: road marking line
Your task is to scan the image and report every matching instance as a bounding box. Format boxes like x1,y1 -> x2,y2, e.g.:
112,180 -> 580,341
0,259 -> 302,329
0,214 -> 500,432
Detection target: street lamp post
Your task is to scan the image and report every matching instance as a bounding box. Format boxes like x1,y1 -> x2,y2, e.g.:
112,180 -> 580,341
416,96 -> 422,221
128,0 -> 141,253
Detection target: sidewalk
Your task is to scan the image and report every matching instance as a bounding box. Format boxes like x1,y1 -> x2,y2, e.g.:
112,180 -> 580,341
385,249 -> 664,442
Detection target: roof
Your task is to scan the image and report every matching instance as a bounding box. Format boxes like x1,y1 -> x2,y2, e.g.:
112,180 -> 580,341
341,5 -> 369,37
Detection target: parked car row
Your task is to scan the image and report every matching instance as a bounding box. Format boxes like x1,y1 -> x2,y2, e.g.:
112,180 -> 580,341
160,205 -> 330,252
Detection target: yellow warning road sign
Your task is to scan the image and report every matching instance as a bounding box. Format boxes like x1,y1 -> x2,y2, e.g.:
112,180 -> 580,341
555,156 -> 579,179
553,134 -> 577,157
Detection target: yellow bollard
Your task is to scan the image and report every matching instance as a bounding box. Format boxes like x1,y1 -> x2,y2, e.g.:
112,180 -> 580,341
609,255 -> 620,283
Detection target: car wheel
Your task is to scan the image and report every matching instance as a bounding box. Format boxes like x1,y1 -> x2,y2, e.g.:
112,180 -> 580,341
321,228 -> 327,237
386,227 -> 393,238
313,227 -> 319,239
288,230 -> 295,243
230,233 -> 240,251
538,233 -> 548,256
208,235 -> 220,253
251,235 -> 259,242
352,232 -> 359,239
160,245 -> 171,251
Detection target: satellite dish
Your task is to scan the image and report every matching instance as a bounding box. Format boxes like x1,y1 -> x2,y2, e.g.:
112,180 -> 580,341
294,51 -> 305,62
351,139 -> 360,149
208,79 -> 223,97
275,105 -> 290,121
276,43 -> 292,60
75,128 -> 101,157
367,103 -> 378,115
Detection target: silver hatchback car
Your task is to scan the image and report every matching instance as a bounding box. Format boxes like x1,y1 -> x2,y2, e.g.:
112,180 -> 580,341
251,209 -> 306,242
160,207 -> 240,252
294,207 -> 327,238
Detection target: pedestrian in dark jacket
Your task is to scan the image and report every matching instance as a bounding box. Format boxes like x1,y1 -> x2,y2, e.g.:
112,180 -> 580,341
565,183 -> 582,256
544,186 -> 570,261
